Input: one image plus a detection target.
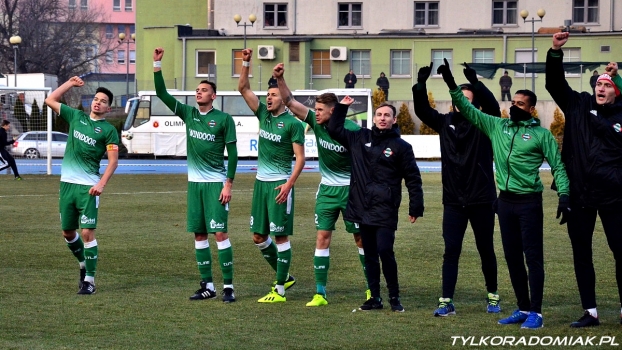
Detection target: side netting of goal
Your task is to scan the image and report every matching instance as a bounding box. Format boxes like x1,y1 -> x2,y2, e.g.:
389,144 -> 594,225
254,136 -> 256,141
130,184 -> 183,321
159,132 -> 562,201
0,86 -> 53,175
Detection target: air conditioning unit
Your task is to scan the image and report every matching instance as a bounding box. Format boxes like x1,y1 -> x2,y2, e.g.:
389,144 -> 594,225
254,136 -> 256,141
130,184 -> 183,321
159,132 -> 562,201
330,46 -> 347,61
257,45 -> 275,60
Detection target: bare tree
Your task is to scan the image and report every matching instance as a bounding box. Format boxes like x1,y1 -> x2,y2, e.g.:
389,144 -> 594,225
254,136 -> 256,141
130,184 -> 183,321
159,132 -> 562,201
0,0 -> 119,84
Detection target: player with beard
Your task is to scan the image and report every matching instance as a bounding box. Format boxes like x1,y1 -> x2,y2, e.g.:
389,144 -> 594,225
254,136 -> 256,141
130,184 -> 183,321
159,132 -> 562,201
238,49 -> 305,303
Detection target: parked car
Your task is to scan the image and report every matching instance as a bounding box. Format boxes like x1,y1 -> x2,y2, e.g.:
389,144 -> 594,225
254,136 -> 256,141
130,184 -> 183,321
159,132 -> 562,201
11,131 -> 68,159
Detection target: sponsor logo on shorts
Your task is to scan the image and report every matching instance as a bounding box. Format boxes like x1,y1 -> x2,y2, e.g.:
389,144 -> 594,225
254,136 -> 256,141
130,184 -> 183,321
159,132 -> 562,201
80,215 -> 96,225
210,219 -> 225,229
384,147 -> 393,158
270,222 -> 285,233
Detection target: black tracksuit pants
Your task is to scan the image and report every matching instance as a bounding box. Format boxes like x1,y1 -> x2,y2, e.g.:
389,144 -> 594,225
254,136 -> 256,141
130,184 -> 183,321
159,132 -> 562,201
0,148 -> 19,177
496,192 -> 544,313
359,224 -> 399,300
442,203 -> 498,299
567,205 -> 622,310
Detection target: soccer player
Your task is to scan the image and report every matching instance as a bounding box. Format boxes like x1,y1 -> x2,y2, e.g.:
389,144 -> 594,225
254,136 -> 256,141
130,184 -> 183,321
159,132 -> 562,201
546,32 -> 622,327
237,49 -> 305,303
45,77 -> 119,295
272,63 -> 369,306
437,58 -> 570,329
153,47 -> 238,302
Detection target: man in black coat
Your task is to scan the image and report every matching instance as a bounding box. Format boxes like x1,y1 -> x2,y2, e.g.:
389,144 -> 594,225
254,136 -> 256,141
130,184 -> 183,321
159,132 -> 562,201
413,62 -> 500,317
546,32 -> 622,328
0,120 -> 21,179
376,72 -> 390,100
328,97 -> 424,313
344,69 -> 357,88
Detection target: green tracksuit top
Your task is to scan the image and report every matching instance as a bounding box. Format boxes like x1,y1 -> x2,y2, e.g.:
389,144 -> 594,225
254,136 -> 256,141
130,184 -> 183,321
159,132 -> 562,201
449,87 -> 569,196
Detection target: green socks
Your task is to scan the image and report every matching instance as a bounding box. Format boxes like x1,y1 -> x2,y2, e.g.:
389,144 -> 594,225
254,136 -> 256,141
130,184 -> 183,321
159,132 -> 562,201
256,237 -> 278,271
276,242 -> 292,286
314,249 -> 330,296
195,240 -> 213,283
84,240 -> 98,282
217,239 -> 234,285
65,233 -> 85,263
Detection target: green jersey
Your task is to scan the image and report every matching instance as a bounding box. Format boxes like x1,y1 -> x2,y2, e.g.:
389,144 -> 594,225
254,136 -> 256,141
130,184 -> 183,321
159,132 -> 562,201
59,104 -> 119,186
305,110 -> 360,186
255,102 -> 305,181
175,104 -> 237,182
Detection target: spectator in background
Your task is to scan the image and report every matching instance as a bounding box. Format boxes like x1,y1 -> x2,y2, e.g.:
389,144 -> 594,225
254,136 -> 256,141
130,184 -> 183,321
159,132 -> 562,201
589,70 -> 599,91
376,72 -> 390,101
344,69 -> 357,88
499,71 -> 512,101
0,120 -> 21,179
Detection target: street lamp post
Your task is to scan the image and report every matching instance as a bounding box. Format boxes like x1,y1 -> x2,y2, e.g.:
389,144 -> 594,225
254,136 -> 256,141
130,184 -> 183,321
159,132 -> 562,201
118,32 -> 136,103
9,35 -> 21,87
520,9 -> 546,93
233,14 -> 256,49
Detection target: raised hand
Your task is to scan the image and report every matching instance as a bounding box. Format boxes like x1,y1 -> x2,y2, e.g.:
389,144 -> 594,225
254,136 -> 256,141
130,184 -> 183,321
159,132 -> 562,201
242,48 -> 253,62
340,95 -> 354,106
69,76 -> 84,87
417,61 -> 434,84
273,63 -> 284,78
153,47 -> 164,61
463,62 -> 478,85
552,32 -> 569,50
605,62 -> 618,77
437,58 -> 457,90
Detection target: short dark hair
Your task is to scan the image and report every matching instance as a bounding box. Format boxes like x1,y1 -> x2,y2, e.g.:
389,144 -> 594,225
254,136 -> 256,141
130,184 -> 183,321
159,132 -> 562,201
375,103 -> 396,117
199,80 -> 217,94
1,120 -> 10,127
315,93 -> 338,107
95,87 -> 113,104
267,83 -> 278,91
514,89 -> 537,106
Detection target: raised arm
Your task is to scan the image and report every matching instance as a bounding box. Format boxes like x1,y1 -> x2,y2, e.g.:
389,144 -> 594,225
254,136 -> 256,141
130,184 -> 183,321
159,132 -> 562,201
412,62 -> 443,132
45,77 -> 83,114
545,32 -> 580,113
237,48 -> 259,113
273,63 -> 309,120
153,47 -> 181,113
327,96 -> 356,148
463,63 -> 501,117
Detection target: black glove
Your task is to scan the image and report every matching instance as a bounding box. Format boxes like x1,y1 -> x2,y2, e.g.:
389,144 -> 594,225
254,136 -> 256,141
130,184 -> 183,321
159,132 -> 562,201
463,62 -> 478,85
556,194 -> 571,225
436,58 -> 457,90
417,61 -> 434,84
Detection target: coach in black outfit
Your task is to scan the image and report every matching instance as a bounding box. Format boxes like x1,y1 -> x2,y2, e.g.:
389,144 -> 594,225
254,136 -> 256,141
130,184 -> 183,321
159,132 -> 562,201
328,97 -> 424,313
413,62 -> 500,316
546,32 -> 622,328
0,120 -> 21,179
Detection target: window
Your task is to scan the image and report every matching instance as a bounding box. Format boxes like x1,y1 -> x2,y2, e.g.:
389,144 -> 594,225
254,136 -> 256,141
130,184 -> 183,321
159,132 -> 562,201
197,51 -> 216,77
414,2 -> 439,26
515,49 -> 537,77
118,50 -> 126,64
130,50 -> 136,64
113,0 -> 120,11
69,0 -> 76,9
351,50 -> 370,77
473,49 -> 494,63
80,0 -> 87,10
338,3 -> 362,28
264,3 -> 287,28
118,25 -> 126,37
125,0 -> 132,11
289,42 -> 299,61
390,50 -> 411,76
312,50 -> 331,77
492,1 -> 517,25
105,51 -> 113,64
432,50 -> 452,76
563,48 -> 581,76
105,25 -> 113,39
573,0 -> 599,23
232,50 -> 251,76
130,25 -> 135,34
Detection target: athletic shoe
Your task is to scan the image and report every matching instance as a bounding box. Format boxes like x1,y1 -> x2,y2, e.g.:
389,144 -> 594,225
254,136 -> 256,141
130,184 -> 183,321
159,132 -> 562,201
434,297 -> 456,317
359,297 -> 383,311
306,294 -> 328,307
365,289 -> 371,300
79,268 -> 86,289
272,275 -> 296,291
77,281 -> 96,295
14,176 -> 22,180
570,311 -> 599,328
257,291 -> 286,303
487,293 -> 501,313
222,288 -> 236,303
389,297 -> 405,312
189,281 -> 217,300
498,309 -> 529,325
521,312 -> 543,329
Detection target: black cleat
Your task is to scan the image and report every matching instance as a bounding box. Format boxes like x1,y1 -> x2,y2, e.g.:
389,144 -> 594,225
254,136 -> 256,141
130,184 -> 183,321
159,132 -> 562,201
359,297 -> 383,311
77,281 -> 96,295
222,287 -> 236,303
189,281 -> 217,300
389,296 -> 405,312
570,311 -> 600,328
79,268 -> 86,289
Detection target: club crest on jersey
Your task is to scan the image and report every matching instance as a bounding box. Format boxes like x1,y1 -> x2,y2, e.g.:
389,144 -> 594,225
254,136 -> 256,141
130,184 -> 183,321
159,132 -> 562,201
94,127 -> 102,134
521,133 -> 531,141
277,121 -> 284,129
614,123 -> 621,133
384,147 -> 393,157
208,120 -> 216,127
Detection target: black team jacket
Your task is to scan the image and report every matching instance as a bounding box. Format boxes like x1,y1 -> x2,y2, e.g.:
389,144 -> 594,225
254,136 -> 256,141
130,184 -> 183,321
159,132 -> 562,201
412,82 -> 499,206
546,48 -> 622,208
327,103 -> 424,230
0,127 -> 14,148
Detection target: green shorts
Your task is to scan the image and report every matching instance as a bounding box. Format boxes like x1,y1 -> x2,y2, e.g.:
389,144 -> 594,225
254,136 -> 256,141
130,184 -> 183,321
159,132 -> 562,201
59,182 -> 99,230
187,182 -> 229,233
250,179 -> 294,236
315,184 -> 359,233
